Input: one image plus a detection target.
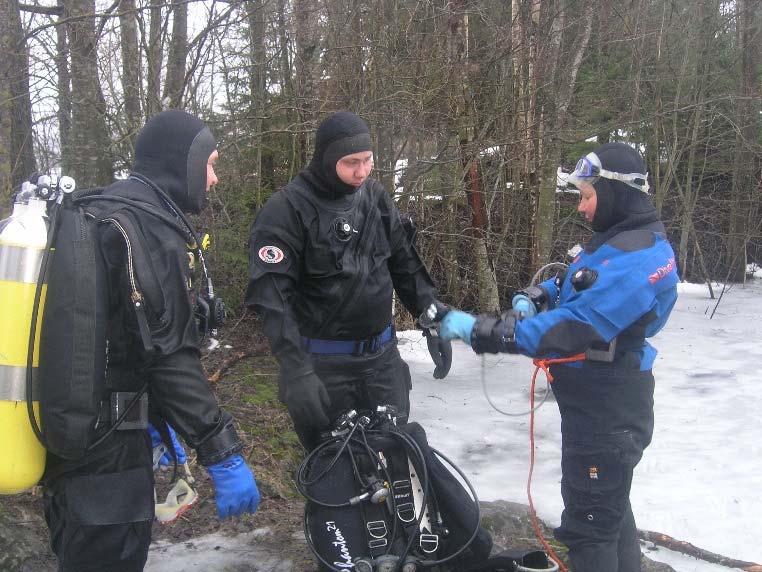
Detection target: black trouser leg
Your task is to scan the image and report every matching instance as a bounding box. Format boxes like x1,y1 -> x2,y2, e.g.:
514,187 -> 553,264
616,502 -> 643,572
293,340 -> 411,451
550,365 -> 653,572
362,344 -> 411,424
43,432 -> 155,572
554,435 -> 637,572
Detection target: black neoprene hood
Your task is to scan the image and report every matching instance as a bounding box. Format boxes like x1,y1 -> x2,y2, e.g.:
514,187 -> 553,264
306,111 -> 373,197
591,142 -> 654,232
132,109 -> 217,214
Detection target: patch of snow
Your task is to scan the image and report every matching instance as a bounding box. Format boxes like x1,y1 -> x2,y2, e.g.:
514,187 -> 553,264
401,280 -> 762,567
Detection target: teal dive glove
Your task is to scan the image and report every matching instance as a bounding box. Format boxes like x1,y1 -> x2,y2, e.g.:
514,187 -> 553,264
511,294 -> 537,318
439,310 -> 477,345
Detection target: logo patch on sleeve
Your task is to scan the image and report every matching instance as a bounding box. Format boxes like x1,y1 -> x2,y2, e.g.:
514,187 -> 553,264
258,245 -> 285,264
648,257 -> 675,284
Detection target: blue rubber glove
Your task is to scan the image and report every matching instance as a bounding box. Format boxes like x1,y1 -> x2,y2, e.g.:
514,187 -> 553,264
147,422 -> 187,466
512,294 -> 537,318
206,454 -> 260,519
439,310 -> 477,345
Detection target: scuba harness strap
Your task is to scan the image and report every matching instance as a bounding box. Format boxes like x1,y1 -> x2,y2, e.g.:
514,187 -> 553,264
357,458 -> 393,560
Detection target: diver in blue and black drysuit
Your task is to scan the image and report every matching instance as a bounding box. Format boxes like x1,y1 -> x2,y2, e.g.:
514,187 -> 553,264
439,142 -> 679,572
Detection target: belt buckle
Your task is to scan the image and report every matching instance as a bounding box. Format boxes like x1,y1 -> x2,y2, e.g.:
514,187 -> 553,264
110,391 -> 149,430
353,340 -> 367,356
368,335 -> 382,354
396,502 -> 416,523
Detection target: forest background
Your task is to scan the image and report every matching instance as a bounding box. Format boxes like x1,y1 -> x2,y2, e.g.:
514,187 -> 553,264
1,0 -> 761,315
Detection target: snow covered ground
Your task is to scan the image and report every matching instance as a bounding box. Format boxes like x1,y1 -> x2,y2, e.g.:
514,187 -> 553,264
401,278 -> 762,571
145,277 -> 762,571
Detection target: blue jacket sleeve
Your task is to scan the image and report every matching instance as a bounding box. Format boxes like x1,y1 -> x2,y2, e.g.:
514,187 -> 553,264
514,241 -> 677,357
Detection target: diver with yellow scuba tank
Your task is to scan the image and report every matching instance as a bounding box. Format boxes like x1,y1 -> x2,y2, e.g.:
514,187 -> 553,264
0,110 -> 260,572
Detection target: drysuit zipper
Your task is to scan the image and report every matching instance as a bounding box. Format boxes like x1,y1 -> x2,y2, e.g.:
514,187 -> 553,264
104,217 -> 154,353
104,218 -> 140,302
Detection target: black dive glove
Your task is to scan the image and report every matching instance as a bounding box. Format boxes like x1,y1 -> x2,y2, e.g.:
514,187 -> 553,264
418,300 -> 453,379
281,371 -> 331,429
423,330 -> 452,379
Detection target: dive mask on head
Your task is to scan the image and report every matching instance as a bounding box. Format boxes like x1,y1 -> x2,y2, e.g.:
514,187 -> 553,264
558,151 -> 650,193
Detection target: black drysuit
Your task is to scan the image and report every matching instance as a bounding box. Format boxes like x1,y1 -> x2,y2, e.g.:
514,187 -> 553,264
43,111 -> 242,572
246,173 -> 436,449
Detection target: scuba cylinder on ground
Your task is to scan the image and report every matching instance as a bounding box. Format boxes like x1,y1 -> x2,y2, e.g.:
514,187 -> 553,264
0,183 -> 52,494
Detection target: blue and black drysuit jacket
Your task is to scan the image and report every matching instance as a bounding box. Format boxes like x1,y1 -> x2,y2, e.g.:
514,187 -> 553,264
506,225 -> 679,451
516,227 -> 679,371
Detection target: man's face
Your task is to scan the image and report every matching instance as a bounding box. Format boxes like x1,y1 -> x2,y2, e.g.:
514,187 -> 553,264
577,182 -> 597,223
335,151 -> 373,187
206,149 -> 219,192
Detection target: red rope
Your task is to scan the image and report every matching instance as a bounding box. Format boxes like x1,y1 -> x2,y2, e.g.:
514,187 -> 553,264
526,354 -> 585,572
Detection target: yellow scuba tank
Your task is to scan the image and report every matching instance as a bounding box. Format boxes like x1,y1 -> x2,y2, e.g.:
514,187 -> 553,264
0,185 -> 49,494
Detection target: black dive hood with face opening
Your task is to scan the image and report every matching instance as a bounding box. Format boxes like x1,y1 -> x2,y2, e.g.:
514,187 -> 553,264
301,111 -> 373,199
132,109 -> 217,214
587,142 -> 661,252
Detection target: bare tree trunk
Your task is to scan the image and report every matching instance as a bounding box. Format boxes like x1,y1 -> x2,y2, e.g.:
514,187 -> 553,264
66,0 -> 113,186
57,0 -> 72,175
163,0 -> 188,108
448,0 -> 499,312
145,0 -> 163,115
678,98 -> 705,279
120,0 -> 141,145
534,0 -> 593,268
511,0 -> 529,176
275,0 -> 298,179
275,0 -> 293,103
727,0 -> 761,281
0,0 -> 37,196
651,93 -> 665,214
675,0 -> 717,279
510,0 -> 539,280
443,201 -> 460,298
247,0 -> 266,205
294,0 -> 321,163
0,0 -> 15,202
7,0 -> 36,186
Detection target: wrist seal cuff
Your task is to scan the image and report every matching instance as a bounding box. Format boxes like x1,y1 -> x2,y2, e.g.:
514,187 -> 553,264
472,314 -> 518,354
196,412 -> 243,466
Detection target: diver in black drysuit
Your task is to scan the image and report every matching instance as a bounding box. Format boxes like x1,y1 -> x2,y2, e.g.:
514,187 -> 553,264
42,110 -> 259,572
245,111 -> 451,450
